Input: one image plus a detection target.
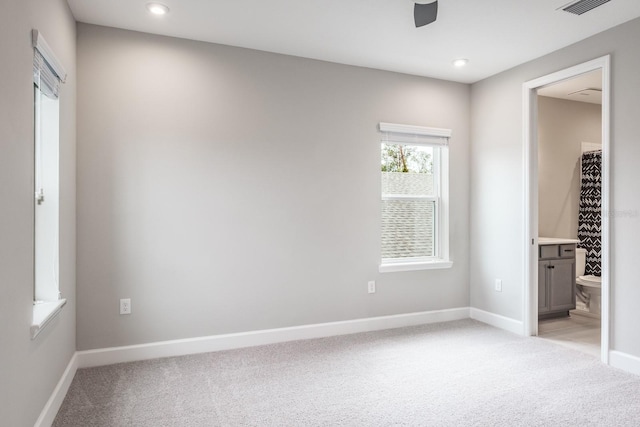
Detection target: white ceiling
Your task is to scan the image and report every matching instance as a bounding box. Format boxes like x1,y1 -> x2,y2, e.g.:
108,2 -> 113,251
67,0 -> 640,84
538,70 -> 602,104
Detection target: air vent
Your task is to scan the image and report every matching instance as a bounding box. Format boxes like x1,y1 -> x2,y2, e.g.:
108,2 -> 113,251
561,0 -> 611,15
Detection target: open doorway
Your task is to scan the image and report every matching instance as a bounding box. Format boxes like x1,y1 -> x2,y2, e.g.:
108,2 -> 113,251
536,70 -> 602,357
523,56 -> 611,363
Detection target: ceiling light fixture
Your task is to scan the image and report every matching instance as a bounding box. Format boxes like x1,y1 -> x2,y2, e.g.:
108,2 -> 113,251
452,58 -> 469,68
146,3 -> 169,15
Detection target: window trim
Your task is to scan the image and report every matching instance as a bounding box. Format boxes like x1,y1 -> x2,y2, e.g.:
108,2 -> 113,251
31,299 -> 67,339
379,122 -> 451,273
31,29 -> 66,339
379,259 -> 453,273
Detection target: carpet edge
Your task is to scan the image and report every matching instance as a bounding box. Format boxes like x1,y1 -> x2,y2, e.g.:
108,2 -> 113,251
76,307 -> 471,368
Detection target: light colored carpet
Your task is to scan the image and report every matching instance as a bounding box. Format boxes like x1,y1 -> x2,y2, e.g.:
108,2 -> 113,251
53,319 -> 640,426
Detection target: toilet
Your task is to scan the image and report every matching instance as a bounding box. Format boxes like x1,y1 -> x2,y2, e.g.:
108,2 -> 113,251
575,248 -> 601,317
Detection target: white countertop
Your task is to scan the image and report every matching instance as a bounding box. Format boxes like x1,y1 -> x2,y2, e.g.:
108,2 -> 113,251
538,237 -> 580,245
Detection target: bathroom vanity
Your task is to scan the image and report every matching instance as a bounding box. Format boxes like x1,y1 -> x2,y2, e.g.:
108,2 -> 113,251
538,238 -> 577,319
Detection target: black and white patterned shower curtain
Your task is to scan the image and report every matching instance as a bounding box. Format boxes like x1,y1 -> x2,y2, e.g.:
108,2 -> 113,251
578,150 -> 601,276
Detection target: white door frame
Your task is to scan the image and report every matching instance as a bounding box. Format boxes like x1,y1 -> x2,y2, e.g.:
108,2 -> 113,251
522,55 -> 611,363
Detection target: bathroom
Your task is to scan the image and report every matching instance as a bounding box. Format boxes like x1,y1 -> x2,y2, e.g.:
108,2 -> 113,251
536,70 -> 602,356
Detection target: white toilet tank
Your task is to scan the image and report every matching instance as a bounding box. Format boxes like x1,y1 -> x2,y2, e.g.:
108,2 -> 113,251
576,247 -> 587,277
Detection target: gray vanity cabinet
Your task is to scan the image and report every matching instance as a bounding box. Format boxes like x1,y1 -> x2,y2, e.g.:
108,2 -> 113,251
538,244 -> 576,318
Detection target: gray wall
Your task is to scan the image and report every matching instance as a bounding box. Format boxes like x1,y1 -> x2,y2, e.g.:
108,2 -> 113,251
76,24 -> 471,350
470,18 -> 640,357
538,96 -> 601,239
0,0 -> 76,425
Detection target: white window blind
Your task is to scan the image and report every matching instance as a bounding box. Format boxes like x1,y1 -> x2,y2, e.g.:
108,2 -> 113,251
32,30 -> 66,99
379,122 -> 451,147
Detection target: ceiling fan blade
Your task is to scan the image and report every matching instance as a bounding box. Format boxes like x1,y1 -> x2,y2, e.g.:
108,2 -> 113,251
414,1 -> 438,28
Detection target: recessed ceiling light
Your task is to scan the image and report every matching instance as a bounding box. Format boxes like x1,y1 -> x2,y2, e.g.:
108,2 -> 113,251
146,3 -> 169,15
452,58 -> 469,68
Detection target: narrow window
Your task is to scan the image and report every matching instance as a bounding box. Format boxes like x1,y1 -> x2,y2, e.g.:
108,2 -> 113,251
31,30 -> 67,338
379,123 -> 452,272
34,66 -> 60,302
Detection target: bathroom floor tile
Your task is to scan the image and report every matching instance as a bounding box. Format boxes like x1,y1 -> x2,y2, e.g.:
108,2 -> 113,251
537,314 -> 600,357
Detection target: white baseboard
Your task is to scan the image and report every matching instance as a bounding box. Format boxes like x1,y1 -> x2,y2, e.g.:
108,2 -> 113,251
77,307 -> 470,368
470,307 -> 524,335
610,350 -> 640,376
34,352 -> 78,427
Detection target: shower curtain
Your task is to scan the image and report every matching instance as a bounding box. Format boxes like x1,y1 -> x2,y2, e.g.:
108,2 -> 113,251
578,150 -> 601,276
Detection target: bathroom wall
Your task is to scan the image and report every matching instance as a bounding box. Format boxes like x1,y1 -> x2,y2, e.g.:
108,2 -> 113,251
76,24 -> 471,351
0,0 -> 76,425
471,17 -> 640,358
538,96 -> 601,239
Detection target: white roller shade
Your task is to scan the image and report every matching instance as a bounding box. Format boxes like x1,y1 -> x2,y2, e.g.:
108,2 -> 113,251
379,122 -> 451,146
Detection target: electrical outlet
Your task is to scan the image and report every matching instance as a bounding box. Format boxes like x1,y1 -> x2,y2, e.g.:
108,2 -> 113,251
495,279 -> 502,292
368,281 -> 376,294
120,298 -> 131,315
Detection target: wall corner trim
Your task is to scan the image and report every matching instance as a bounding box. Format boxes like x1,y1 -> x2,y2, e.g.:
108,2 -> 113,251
609,350 -> 640,376
34,352 -> 78,427
470,307 -> 524,335
76,308 -> 470,369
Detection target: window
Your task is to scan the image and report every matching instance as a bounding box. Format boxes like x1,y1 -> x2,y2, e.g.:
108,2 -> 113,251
378,122 -> 452,272
31,30 -> 67,338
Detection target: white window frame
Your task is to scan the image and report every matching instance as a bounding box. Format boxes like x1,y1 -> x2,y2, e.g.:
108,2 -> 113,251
31,30 -> 67,339
378,122 -> 452,273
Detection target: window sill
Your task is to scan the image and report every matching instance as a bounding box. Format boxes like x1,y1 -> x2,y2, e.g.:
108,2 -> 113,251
379,259 -> 453,273
31,299 -> 67,339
